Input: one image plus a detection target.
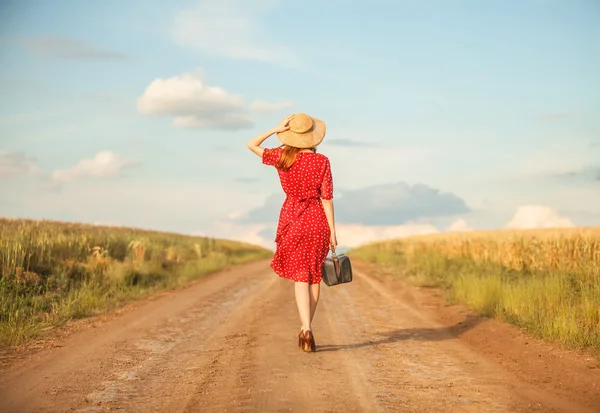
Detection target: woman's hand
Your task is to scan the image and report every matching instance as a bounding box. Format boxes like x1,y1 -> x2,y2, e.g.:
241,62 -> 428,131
247,114 -> 295,157
330,231 -> 338,251
272,114 -> 295,133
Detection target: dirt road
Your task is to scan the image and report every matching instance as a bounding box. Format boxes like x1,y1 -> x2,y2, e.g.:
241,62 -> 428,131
1,260 -> 599,413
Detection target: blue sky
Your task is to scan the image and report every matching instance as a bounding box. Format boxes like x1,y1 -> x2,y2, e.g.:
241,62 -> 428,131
1,0 -> 599,249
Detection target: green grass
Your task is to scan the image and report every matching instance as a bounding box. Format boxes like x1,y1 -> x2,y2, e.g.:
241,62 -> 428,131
350,230 -> 600,355
0,218 -> 271,348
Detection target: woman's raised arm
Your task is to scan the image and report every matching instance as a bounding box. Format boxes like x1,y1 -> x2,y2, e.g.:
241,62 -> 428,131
246,114 -> 294,157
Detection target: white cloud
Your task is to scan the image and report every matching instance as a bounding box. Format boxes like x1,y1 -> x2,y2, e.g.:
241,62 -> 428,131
137,74 -> 244,115
137,73 -> 253,130
336,223 -> 439,249
0,151 -> 41,177
250,99 -> 295,113
52,151 -> 138,183
172,0 -> 295,66
200,221 -> 272,250
447,218 -> 470,232
506,205 -> 575,229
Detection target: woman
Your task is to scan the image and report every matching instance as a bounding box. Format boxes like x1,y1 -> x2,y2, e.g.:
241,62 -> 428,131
246,113 -> 337,353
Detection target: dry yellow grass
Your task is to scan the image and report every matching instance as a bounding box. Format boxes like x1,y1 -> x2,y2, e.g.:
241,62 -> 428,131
399,227 -> 600,274
351,226 -> 600,354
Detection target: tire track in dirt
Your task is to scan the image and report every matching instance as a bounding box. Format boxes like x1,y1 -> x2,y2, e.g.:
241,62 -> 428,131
0,261 -> 597,412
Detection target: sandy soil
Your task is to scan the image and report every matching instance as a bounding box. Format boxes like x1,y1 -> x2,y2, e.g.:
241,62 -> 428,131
0,259 -> 598,413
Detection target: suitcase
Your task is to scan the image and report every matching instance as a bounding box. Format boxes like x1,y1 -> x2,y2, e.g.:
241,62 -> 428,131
321,250 -> 353,287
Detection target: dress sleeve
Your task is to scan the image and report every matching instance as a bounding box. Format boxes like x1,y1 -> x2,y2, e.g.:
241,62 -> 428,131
320,158 -> 334,200
262,147 -> 282,166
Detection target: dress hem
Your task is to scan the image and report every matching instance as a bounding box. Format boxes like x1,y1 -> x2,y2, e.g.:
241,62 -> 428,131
270,262 -> 323,285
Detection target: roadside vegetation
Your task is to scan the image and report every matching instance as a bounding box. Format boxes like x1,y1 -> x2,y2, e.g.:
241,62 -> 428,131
350,227 -> 600,354
0,218 -> 271,347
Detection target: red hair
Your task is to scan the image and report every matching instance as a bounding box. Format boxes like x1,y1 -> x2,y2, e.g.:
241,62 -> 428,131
276,146 -> 301,171
275,145 -> 317,171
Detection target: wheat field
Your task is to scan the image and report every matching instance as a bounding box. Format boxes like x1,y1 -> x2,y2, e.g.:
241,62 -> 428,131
350,227 -> 600,354
0,218 -> 271,347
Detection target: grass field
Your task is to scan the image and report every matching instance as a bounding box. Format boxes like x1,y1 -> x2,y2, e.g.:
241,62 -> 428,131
350,227 -> 600,355
0,218 -> 271,348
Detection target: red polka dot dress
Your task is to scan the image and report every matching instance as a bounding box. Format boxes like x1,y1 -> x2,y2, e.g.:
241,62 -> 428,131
262,146 -> 334,284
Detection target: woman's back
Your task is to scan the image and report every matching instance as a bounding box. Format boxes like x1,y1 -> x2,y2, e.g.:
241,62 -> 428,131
262,147 -> 333,201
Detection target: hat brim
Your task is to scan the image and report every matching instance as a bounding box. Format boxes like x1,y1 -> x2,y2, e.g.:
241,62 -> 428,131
276,116 -> 326,149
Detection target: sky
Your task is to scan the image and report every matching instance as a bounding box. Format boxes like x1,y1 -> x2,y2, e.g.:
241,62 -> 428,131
1,0 -> 599,250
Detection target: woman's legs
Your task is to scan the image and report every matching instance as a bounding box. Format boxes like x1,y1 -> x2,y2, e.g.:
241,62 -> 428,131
294,282 -> 311,332
295,280 -> 321,352
309,282 -> 320,324
294,281 -> 321,332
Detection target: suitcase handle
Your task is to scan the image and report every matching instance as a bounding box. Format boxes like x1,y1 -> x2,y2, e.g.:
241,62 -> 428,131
331,248 -> 341,282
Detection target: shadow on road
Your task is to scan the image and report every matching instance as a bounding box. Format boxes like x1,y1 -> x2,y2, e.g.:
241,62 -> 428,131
317,314 -> 483,353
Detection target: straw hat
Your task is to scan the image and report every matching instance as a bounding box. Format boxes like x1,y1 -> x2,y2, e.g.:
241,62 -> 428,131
276,113 -> 326,149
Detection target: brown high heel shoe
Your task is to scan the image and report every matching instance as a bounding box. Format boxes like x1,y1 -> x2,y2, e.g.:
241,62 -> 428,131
298,330 -> 305,349
302,330 -> 316,352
